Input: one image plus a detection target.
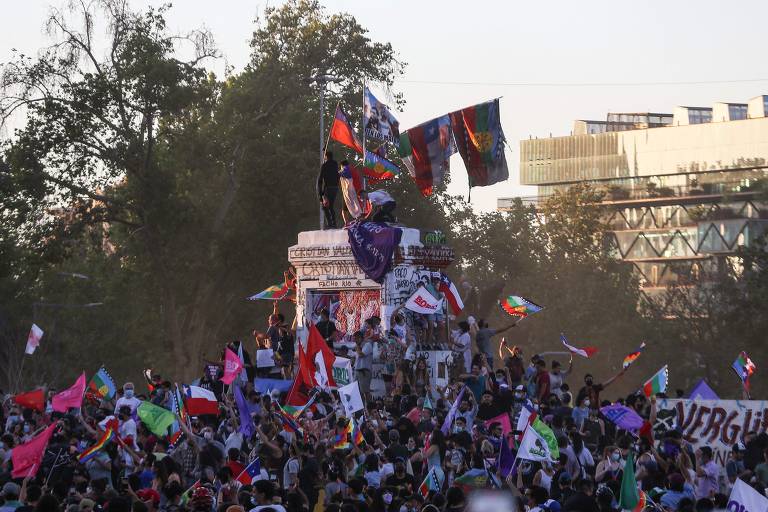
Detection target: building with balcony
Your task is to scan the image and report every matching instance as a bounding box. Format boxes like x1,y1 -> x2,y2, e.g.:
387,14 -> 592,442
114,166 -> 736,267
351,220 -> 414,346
498,95 -> 768,300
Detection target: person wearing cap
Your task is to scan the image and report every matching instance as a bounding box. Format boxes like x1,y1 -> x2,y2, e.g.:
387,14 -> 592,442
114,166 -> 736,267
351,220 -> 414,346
551,472 -> 574,504
0,482 -> 21,512
726,442 -> 751,487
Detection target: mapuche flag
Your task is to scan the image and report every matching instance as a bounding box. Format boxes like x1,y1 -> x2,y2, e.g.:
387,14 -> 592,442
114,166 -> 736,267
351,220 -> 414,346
449,99 -> 509,188
329,104 -> 363,154
398,115 -> 456,196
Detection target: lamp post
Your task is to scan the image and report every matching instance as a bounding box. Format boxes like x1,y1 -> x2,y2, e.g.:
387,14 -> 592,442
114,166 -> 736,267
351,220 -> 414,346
307,73 -> 342,230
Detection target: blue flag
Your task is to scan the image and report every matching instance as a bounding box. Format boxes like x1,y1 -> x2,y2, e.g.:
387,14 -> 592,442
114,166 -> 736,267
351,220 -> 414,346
233,384 -> 256,439
497,435 -> 515,478
347,222 -> 402,283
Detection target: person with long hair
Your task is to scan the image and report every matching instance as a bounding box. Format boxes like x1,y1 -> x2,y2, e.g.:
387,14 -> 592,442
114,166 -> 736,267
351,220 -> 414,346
413,357 -> 430,397
424,429 -> 446,491
595,446 -> 623,483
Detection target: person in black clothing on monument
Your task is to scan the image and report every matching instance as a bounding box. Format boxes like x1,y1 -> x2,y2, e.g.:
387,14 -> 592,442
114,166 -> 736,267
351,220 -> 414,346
318,151 -> 339,228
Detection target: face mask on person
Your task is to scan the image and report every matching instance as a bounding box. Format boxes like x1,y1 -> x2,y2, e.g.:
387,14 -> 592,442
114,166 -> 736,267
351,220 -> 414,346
611,452 -> 621,462
204,431 -> 213,441
514,392 -> 524,400
383,493 -> 393,505
453,425 -> 465,433
23,425 -> 31,434
583,400 -> 591,408
124,389 -> 135,398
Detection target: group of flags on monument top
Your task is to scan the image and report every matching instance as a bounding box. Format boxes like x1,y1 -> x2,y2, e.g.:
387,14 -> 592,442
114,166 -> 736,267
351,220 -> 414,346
328,87 -> 508,197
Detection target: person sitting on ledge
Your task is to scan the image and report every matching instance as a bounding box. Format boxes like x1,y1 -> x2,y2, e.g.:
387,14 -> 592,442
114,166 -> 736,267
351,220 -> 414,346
362,188 -> 397,223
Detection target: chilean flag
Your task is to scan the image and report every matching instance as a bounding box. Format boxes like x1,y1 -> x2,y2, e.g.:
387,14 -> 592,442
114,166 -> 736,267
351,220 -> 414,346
236,457 -> 262,485
183,385 -> 219,416
439,273 -> 464,315
560,333 -> 598,358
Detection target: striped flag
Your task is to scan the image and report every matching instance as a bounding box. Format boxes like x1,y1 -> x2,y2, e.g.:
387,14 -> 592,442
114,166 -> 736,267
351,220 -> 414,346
642,366 -> 669,397
77,422 -> 117,463
622,342 -> 646,369
560,333 -> 598,358
418,467 -> 440,497
439,273 -> 464,315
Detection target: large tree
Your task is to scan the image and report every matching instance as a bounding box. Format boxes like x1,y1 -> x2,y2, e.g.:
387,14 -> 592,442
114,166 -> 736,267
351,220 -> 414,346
1,0 -> 406,382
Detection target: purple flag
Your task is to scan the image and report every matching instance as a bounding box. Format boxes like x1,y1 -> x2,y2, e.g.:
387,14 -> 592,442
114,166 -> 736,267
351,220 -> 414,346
233,383 -> 256,439
497,435 -> 515,478
441,386 -> 466,435
688,379 -> 719,400
347,222 -> 402,283
599,403 -> 644,432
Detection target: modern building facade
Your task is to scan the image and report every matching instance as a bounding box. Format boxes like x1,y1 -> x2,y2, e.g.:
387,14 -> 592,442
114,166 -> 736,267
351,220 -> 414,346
498,95 -> 768,300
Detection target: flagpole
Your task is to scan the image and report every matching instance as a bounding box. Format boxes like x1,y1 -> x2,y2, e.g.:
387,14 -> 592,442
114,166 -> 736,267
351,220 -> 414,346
361,80 -> 367,191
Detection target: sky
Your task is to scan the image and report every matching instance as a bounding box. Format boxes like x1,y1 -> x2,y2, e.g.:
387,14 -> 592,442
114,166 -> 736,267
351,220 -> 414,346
3,0 -> 768,211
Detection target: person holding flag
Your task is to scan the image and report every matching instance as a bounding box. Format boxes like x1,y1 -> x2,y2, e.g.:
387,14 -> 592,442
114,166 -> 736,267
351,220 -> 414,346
472,318 -> 517,368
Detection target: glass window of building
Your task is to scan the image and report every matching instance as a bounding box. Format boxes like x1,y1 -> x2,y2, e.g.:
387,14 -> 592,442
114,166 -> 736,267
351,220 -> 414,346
729,104 -> 747,120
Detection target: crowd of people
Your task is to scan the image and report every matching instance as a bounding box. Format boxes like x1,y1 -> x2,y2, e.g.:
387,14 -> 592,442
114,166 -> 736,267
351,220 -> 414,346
1,303 -> 766,512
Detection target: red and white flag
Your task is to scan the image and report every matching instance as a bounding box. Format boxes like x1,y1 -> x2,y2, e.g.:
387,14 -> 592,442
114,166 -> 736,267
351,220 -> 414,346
184,385 -> 219,416
25,324 -> 44,355
405,286 -> 443,315
438,273 -> 464,315
560,333 -> 598,358
221,348 -> 244,385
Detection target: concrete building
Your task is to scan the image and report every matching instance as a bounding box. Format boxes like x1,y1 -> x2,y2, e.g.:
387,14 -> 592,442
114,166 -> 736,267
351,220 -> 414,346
498,95 -> 768,300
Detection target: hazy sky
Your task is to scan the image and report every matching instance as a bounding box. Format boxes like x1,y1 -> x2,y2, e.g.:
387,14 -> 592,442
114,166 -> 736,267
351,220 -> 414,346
4,0 -> 768,210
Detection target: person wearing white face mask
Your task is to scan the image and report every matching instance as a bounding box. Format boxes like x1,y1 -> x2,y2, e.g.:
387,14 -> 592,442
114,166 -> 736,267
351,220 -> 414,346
571,396 -> 590,430
114,382 -> 141,414
595,445 -> 623,483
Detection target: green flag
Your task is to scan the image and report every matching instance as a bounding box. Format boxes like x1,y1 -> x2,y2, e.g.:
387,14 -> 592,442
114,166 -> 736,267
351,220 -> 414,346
137,401 -> 176,437
423,395 -> 434,411
531,417 -> 559,458
619,450 -> 639,510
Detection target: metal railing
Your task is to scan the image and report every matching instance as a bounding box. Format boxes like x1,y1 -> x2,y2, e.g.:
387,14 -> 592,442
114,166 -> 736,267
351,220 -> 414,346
497,180 -> 765,210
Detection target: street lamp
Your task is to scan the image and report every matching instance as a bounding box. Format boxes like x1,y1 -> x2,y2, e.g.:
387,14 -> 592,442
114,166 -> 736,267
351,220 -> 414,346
306,73 -> 343,230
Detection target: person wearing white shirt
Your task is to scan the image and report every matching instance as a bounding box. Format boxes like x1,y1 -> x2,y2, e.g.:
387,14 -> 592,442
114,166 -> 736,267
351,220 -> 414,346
116,405 -> 138,471
354,332 -> 374,400
363,189 -> 397,223
450,321 -> 472,374
114,382 -> 141,414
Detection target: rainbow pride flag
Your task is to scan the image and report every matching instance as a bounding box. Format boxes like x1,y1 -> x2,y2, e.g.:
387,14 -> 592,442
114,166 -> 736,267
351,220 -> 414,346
247,284 -> 290,301
78,425 -> 116,463
333,419 -> 353,450
351,416 -> 364,446
622,342 -> 646,369
499,296 -> 543,319
642,365 -> 668,397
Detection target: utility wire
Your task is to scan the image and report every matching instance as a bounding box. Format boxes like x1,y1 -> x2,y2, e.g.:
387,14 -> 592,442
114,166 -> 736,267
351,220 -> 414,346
395,78 -> 768,87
